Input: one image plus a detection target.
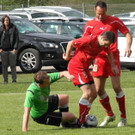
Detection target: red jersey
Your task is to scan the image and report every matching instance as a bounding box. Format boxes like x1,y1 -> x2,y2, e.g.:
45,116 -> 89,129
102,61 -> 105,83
83,15 -> 129,52
71,35 -> 111,68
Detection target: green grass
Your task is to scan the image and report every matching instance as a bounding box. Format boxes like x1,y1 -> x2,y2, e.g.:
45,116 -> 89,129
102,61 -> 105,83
0,70 -> 135,135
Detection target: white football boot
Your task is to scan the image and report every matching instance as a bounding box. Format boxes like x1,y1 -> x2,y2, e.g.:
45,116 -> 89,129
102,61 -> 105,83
117,118 -> 127,127
99,115 -> 116,127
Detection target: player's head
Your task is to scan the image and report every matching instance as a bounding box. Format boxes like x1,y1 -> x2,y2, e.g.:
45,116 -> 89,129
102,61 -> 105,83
94,1 -> 107,22
34,71 -> 50,88
98,31 -> 115,47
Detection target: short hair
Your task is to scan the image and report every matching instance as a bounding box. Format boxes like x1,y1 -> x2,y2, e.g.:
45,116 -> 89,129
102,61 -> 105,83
101,31 -> 115,43
34,71 -> 49,84
95,1 -> 107,10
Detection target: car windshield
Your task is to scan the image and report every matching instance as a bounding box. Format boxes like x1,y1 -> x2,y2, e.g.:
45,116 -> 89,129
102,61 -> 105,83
118,24 -> 135,38
12,19 -> 44,34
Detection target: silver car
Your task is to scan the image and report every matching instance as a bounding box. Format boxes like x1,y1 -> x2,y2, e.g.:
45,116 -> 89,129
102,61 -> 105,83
118,21 -> 135,70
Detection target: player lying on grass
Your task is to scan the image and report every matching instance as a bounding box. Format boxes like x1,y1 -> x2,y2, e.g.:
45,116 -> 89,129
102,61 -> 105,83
63,31 -> 119,128
22,70 -> 79,132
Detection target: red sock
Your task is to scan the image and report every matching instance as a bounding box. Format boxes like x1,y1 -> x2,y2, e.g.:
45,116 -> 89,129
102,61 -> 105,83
79,103 -> 90,124
99,96 -> 114,116
116,95 -> 126,119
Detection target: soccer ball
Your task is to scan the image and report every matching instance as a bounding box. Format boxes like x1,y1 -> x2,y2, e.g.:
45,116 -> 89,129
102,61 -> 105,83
85,114 -> 98,127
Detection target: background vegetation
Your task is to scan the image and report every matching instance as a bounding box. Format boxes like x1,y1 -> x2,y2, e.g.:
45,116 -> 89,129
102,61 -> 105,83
1,0 -> 135,7
1,0 -> 135,16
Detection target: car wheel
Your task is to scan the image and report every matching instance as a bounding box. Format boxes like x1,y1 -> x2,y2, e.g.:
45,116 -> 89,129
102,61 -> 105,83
19,48 -> 42,73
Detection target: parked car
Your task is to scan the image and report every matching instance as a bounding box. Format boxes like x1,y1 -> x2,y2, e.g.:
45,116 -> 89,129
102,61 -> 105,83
0,10 -> 47,20
13,8 -> 66,17
32,16 -> 88,31
118,21 -> 135,70
118,17 -> 135,22
13,6 -> 92,21
32,18 -> 83,39
113,12 -> 135,18
0,16 -> 74,73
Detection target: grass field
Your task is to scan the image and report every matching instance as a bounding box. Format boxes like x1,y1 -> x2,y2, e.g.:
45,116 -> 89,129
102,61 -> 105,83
0,70 -> 135,135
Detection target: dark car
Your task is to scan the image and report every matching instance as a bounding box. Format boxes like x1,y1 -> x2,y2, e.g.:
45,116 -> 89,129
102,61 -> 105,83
33,18 -> 83,39
0,17 -> 74,73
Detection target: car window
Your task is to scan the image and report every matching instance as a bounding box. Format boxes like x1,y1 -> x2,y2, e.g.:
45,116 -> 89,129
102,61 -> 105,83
46,12 -> 61,17
12,14 -> 28,19
45,24 -> 58,34
13,20 -> 44,33
61,24 -> 82,38
62,10 -> 89,18
31,13 -> 47,18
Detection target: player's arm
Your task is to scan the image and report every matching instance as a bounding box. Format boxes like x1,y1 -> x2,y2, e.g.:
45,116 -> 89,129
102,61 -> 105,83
116,17 -> 132,57
63,40 -> 73,61
22,107 -> 31,132
124,32 -> 132,57
107,53 -> 119,75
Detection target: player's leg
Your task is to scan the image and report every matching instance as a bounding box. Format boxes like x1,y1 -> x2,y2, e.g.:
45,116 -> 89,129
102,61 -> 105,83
58,94 -> 69,112
79,83 -> 97,125
94,76 -> 115,127
92,56 -> 115,127
111,76 -> 127,127
110,51 -> 126,127
58,94 -> 79,128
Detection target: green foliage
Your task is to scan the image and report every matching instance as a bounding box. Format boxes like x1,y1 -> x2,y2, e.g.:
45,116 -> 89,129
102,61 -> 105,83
2,0 -> 135,7
1,0 -> 135,5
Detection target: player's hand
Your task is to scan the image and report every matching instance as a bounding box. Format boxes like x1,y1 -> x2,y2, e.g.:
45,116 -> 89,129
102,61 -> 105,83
111,65 -> 119,75
63,53 -> 70,61
67,74 -> 75,81
125,48 -> 132,57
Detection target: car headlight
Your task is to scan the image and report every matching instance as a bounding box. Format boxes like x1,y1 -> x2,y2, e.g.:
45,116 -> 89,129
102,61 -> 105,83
41,42 -> 58,48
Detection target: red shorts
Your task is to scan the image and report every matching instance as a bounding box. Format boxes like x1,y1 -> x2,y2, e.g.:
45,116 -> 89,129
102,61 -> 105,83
68,60 -> 93,86
91,51 -> 121,78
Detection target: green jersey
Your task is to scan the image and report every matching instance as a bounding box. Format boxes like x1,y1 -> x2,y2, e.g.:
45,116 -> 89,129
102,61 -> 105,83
24,72 -> 60,118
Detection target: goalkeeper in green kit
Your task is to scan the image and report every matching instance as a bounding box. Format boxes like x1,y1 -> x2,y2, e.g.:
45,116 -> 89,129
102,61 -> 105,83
22,70 -> 79,132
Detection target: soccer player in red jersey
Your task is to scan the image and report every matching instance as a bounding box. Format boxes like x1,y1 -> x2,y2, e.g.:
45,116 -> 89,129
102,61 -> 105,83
83,1 -> 132,127
63,31 -> 118,127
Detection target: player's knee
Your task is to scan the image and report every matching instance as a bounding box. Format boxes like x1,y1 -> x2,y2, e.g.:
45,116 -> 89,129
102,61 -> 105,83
63,94 -> 69,103
59,94 -> 69,104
